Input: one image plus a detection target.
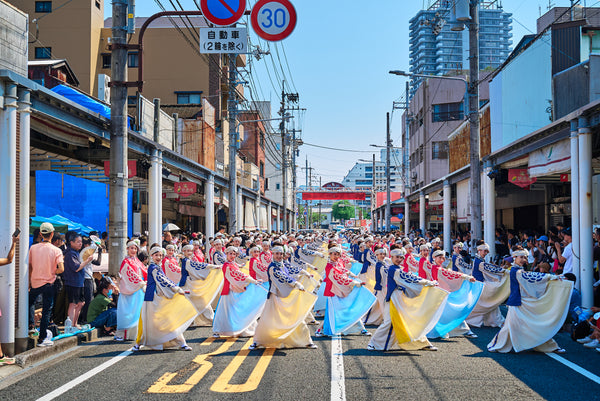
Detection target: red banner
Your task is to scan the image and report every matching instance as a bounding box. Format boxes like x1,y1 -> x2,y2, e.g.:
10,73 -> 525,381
508,168 -> 537,188
375,192 -> 403,208
103,160 -> 137,178
174,182 -> 197,198
302,192 -> 366,200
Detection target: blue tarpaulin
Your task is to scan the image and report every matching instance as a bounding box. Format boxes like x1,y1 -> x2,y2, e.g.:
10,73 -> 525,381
35,170 -> 133,237
51,84 -> 132,127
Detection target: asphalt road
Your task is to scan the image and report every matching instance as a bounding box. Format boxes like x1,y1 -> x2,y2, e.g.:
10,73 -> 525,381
2,321 -> 600,401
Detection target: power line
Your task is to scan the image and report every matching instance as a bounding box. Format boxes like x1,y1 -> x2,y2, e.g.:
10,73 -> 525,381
302,142 -> 377,153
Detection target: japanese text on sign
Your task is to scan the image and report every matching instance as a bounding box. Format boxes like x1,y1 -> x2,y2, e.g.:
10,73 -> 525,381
200,27 -> 247,54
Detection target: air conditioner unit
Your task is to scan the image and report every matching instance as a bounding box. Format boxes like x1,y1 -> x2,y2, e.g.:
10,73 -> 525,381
98,74 -> 110,104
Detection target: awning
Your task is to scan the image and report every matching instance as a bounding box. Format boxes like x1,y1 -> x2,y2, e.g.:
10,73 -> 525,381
528,138 -> 571,177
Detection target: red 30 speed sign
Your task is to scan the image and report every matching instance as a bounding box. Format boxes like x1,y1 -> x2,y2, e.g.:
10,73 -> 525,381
251,0 -> 297,41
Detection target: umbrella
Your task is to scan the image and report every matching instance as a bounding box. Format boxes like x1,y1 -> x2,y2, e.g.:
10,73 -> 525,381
162,223 -> 181,232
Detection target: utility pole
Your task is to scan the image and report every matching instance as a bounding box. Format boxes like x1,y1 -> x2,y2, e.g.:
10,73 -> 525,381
385,112 -> 392,232
108,0 -> 129,276
318,176 -> 322,229
305,157 -> 309,229
469,0 -> 482,242
291,128 -> 297,231
404,81 -> 411,234
228,53 -> 238,234
371,153 -> 376,232
280,81 -> 287,232
308,164 -> 312,228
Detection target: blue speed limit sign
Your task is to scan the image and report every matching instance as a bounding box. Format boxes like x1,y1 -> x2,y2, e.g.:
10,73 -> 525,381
251,0 -> 297,41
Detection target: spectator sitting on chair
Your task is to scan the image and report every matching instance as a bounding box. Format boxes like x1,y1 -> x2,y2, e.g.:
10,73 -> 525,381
87,277 -> 118,336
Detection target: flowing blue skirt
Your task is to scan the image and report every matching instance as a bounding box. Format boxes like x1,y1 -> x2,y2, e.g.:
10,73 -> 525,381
313,283 -> 327,311
117,289 -> 144,330
213,283 -> 268,335
323,286 -> 377,335
350,262 -> 363,275
428,280 -> 483,338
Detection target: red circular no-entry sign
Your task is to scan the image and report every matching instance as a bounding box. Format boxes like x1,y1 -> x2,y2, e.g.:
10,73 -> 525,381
251,0 -> 297,41
201,0 -> 247,27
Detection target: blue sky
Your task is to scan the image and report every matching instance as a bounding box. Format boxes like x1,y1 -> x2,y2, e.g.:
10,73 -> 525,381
106,1 -> 576,184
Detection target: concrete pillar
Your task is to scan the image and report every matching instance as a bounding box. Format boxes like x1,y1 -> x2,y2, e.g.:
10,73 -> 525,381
443,180 -> 451,256
267,202 -> 272,232
419,191 -> 426,235
16,89 -> 31,353
276,205 -> 281,232
205,175 -> 215,255
148,149 -> 163,246
237,187 -> 243,232
255,194 -> 261,231
483,161 -> 496,261
570,120 -> 580,290
0,82 -> 17,355
578,117 -> 593,307
405,198 -> 410,235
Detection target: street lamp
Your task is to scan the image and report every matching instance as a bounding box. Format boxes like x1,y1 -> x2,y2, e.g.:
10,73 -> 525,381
359,155 -> 377,232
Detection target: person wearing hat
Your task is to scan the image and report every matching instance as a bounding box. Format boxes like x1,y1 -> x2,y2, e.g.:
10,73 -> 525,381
114,241 -> 146,341
450,242 -> 465,272
161,244 -> 181,284
314,246 -> 374,337
402,243 -> 418,274
179,245 -> 222,324
28,222 -> 65,347
212,246 -> 266,338
488,247 -> 570,354
191,240 -> 205,263
418,244 -> 433,280
260,240 -> 273,268
133,246 -> 197,352
211,239 -> 227,266
251,245 -> 318,350
87,277 -> 118,336
363,248 -> 389,326
368,247 -> 445,352
248,245 -> 269,285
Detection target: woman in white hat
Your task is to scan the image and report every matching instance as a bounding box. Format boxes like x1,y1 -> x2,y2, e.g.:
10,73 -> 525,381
161,244 -> 181,284
314,246 -> 375,337
363,247 -> 388,326
212,239 -> 227,265
417,244 -> 433,280
212,246 -> 267,338
133,246 -> 197,351
368,248 -> 445,352
260,240 -> 273,267
488,248 -> 570,354
251,245 -> 317,350
179,245 -> 223,323
114,241 -> 146,341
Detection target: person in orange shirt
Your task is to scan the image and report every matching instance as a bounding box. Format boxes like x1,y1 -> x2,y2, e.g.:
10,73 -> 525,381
28,222 -> 64,347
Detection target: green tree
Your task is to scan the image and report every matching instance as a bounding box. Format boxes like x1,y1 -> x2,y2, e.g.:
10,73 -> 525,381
311,212 -> 326,226
332,200 -> 355,221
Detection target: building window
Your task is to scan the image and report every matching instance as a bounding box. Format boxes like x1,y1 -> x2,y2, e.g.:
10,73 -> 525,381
35,1 -> 52,13
259,161 -> 264,177
276,183 -> 280,190
95,0 -> 101,9
264,178 -> 269,190
101,53 -> 111,69
34,47 -> 51,59
365,166 -> 372,172
259,133 -> 265,149
127,52 -> 139,68
432,141 -> 449,159
176,92 -> 202,104
127,96 -> 137,106
432,102 -> 464,122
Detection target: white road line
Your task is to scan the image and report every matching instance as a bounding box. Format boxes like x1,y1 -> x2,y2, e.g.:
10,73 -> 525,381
331,334 -> 346,401
547,353 -> 600,385
37,349 -> 132,401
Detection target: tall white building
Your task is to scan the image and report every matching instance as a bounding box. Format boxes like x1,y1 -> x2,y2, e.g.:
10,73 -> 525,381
342,149 -> 404,209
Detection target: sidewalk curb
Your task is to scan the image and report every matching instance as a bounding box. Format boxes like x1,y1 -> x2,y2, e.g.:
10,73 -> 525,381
15,329 -> 100,368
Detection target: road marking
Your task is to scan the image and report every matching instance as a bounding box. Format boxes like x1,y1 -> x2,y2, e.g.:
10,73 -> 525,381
147,337 -> 236,394
210,338 -> 275,393
547,353 -> 600,385
331,335 -> 346,401
37,350 -> 132,401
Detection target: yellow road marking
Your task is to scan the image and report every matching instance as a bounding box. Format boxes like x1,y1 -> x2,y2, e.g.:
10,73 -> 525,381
147,337 -> 236,394
210,338 -> 275,393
